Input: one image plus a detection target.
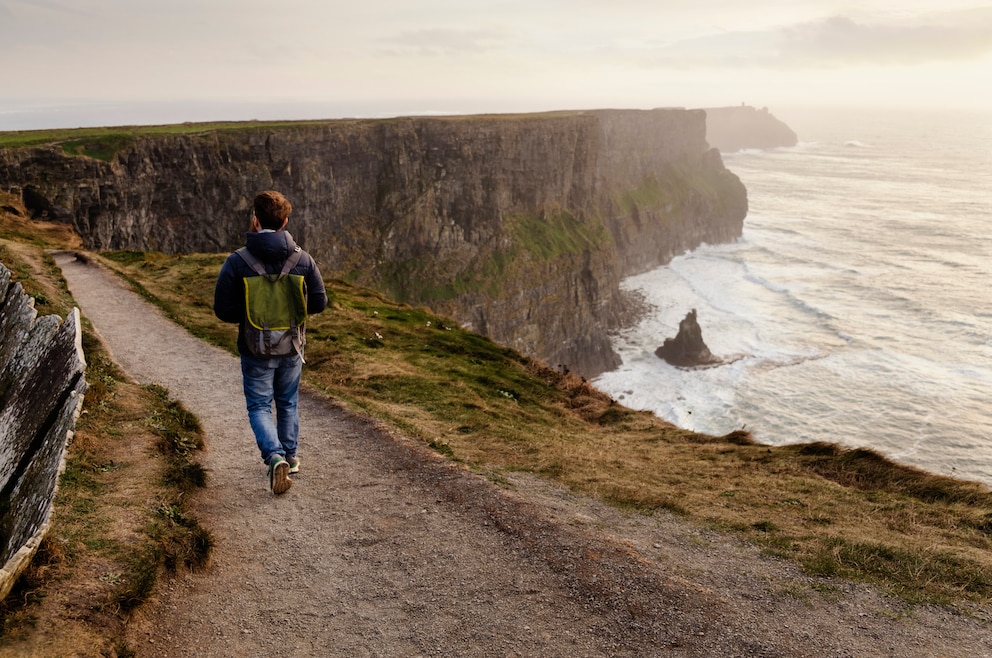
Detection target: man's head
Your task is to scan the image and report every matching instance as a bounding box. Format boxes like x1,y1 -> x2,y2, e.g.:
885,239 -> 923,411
253,190 -> 292,230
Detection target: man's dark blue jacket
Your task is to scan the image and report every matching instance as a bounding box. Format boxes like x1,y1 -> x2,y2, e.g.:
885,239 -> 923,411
213,230 -> 327,356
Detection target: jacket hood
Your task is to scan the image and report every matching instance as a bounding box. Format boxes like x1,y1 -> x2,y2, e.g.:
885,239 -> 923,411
245,230 -> 299,263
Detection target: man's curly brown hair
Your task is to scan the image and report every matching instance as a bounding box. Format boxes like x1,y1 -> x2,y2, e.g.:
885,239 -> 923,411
253,190 -> 292,230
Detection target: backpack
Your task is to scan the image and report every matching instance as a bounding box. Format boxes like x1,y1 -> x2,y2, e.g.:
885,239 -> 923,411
235,246 -> 307,360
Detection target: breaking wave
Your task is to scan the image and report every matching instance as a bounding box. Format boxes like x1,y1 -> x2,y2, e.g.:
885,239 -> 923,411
594,108 -> 992,487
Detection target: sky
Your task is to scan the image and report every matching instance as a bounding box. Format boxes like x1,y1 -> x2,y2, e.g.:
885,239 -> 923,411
1,0 -> 991,130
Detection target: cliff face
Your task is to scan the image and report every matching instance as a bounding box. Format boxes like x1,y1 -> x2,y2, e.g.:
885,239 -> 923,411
0,109 -> 747,377
703,106 -> 798,152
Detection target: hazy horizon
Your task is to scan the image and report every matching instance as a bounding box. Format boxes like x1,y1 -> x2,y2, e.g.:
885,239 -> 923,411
3,97 -> 990,135
2,0 -> 991,132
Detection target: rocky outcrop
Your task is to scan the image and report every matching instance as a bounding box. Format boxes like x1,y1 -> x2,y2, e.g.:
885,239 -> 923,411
703,106 -> 798,152
0,110 -> 747,377
655,309 -> 722,368
0,262 -> 87,600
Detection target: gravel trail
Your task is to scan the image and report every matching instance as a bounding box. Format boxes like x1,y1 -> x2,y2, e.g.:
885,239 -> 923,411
55,252 -> 992,658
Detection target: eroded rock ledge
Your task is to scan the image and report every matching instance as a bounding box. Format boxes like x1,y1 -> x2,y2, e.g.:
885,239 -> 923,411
0,261 -> 87,600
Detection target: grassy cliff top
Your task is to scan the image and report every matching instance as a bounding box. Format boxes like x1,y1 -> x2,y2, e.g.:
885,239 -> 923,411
0,119 -> 358,159
2,192 -> 991,625
0,109 -> 663,162
96,247 -> 992,605
0,111 -> 593,151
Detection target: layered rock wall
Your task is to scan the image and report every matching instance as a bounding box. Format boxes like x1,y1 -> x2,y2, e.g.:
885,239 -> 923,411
0,110 -> 747,376
0,262 -> 87,600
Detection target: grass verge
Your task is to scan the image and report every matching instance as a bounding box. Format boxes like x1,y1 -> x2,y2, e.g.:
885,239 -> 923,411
0,187 -> 992,618
0,196 -> 211,656
93,247 -> 992,606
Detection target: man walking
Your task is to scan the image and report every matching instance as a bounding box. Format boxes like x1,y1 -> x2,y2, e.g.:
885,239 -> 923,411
214,190 -> 327,494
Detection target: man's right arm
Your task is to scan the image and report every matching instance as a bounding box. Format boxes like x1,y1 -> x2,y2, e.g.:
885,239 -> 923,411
213,256 -> 243,323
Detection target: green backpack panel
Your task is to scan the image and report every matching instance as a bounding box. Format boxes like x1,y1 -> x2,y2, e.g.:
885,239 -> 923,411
236,247 -> 307,360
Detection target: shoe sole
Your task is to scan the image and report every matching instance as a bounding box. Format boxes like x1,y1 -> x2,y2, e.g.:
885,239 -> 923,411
271,460 -> 292,494
289,461 -> 300,474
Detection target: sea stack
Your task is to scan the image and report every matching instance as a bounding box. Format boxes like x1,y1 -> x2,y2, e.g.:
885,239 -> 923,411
655,309 -> 722,368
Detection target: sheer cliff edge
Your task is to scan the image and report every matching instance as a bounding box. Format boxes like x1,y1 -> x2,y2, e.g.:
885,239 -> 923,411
0,109 -> 748,377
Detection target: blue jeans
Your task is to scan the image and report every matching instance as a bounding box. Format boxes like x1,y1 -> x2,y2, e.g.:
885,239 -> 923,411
241,354 -> 302,465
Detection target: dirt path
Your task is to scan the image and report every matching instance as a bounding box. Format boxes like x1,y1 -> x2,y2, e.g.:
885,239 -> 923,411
55,252 -> 992,657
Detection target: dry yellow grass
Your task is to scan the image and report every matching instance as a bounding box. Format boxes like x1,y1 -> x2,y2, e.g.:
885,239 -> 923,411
0,199 -> 209,655
94,247 -> 992,604
2,190 -> 991,657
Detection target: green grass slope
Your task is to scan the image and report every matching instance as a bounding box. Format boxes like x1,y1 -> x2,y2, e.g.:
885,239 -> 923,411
98,247 -> 992,605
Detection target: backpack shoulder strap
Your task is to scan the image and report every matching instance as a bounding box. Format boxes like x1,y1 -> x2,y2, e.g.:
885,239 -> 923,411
237,246 -> 304,281
235,247 -> 268,277
279,247 -> 304,278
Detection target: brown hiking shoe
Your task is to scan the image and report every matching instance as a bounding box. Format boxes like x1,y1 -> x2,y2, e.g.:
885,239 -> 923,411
268,456 -> 293,494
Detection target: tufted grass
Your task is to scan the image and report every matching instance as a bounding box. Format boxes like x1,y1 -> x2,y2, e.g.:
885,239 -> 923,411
0,197 -> 210,656
95,248 -> 992,606
3,192 -> 992,626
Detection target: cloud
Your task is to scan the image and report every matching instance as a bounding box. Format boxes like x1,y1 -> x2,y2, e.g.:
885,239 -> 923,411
0,0 -> 89,15
780,10 -> 992,65
381,26 -> 514,57
0,0 -> 92,45
641,7 -> 992,69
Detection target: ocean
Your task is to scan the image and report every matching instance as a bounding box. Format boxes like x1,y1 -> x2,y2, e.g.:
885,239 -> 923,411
593,107 -> 992,488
